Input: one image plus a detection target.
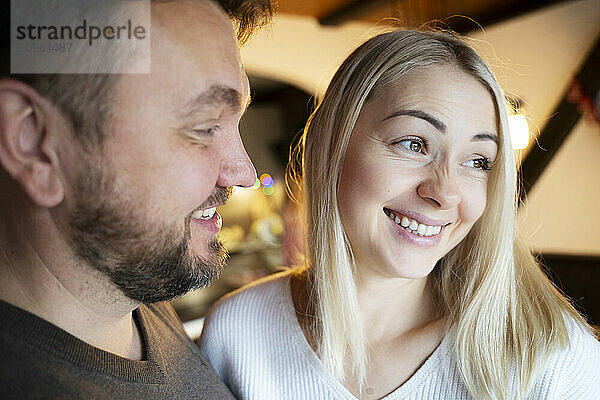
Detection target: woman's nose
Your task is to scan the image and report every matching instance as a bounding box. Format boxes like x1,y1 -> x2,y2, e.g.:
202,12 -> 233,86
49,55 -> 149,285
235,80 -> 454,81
416,172 -> 461,210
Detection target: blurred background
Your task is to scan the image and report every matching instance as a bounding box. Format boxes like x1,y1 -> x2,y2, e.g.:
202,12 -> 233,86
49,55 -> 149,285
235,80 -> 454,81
172,0 -> 600,333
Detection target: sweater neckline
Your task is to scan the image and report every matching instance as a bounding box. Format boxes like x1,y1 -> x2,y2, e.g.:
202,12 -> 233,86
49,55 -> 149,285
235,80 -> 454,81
0,299 -> 166,383
280,275 -> 449,400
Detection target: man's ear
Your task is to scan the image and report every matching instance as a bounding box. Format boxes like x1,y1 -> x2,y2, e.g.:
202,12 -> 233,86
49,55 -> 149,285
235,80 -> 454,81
0,79 -> 65,208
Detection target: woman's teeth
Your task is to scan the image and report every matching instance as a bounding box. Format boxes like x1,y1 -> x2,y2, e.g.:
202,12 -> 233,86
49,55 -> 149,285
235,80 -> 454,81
384,209 -> 442,237
192,207 -> 216,220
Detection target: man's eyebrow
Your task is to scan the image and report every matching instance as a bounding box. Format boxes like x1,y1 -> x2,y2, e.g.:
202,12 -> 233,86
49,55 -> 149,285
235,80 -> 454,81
182,85 -> 244,117
383,109 -> 447,132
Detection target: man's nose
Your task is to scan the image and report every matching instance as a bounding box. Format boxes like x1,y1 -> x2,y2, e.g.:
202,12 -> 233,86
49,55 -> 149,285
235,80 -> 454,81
416,170 -> 461,210
216,133 -> 257,188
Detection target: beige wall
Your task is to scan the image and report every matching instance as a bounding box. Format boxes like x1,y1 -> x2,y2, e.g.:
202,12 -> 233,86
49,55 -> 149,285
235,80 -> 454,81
518,118 -> 600,255
241,0 -> 600,255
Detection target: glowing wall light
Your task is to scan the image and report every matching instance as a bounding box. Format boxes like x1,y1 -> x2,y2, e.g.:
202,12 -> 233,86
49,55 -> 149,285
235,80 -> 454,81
508,114 -> 530,150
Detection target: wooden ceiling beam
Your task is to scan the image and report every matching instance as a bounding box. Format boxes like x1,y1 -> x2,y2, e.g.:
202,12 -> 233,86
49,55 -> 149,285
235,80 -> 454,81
319,0 -> 391,26
447,0 -> 575,34
318,0 -> 573,32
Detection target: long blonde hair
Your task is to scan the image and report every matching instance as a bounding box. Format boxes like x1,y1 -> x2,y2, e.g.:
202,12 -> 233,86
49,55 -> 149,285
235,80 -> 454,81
289,29 -> 590,399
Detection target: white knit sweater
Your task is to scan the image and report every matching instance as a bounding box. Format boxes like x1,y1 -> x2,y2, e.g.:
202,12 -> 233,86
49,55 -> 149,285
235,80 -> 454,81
199,271 -> 600,399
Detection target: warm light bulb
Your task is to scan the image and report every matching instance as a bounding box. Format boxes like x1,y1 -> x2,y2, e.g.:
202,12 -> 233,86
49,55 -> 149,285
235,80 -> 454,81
508,114 -> 530,150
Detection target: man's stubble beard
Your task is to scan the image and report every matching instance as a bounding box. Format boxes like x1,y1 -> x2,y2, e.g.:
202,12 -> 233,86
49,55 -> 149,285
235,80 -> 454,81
67,157 -> 229,304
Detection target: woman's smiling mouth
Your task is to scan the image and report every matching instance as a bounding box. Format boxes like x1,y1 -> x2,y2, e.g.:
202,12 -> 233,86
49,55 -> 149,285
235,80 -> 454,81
383,208 -> 448,237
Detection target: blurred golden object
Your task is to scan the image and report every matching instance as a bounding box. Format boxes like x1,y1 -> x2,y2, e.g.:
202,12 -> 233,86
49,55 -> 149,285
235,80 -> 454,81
219,225 -> 246,252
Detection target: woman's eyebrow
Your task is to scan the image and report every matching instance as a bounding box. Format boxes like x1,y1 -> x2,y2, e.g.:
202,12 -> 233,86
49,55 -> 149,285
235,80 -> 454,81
383,109 -> 446,132
472,133 -> 499,144
383,109 -> 498,144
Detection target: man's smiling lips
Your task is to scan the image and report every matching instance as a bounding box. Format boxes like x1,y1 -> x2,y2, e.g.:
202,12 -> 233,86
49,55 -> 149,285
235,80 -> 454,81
192,207 -> 217,220
191,207 -> 223,234
191,187 -> 232,222
190,201 -> 226,235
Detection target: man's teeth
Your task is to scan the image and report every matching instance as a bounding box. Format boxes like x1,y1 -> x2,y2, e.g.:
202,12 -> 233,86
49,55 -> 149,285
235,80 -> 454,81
192,207 -> 217,220
385,209 -> 442,237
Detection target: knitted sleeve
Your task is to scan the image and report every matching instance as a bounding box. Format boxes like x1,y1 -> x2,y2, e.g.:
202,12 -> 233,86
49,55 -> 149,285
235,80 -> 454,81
531,320 -> 600,399
198,299 -> 234,384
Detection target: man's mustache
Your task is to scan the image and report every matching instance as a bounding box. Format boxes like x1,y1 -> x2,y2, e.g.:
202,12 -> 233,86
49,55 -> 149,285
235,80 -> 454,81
198,186 -> 232,210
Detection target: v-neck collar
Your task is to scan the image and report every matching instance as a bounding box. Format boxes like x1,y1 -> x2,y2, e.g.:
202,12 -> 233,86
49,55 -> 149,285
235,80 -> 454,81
280,276 -> 449,399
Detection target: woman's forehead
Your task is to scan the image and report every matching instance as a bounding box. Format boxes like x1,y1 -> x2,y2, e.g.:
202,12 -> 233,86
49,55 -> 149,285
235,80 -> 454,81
362,66 -> 498,131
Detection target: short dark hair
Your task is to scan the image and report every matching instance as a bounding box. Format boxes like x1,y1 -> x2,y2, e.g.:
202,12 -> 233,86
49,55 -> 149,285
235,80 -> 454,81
217,0 -> 273,45
0,0 -> 273,149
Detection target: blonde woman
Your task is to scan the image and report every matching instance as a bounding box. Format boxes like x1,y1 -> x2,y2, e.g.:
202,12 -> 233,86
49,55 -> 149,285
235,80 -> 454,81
199,30 -> 600,399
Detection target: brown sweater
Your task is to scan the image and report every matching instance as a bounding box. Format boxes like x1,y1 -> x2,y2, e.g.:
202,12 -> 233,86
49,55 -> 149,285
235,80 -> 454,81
0,299 -> 235,399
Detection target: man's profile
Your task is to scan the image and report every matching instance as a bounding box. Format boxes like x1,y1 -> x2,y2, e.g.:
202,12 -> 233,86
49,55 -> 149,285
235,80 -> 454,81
0,0 -> 272,398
